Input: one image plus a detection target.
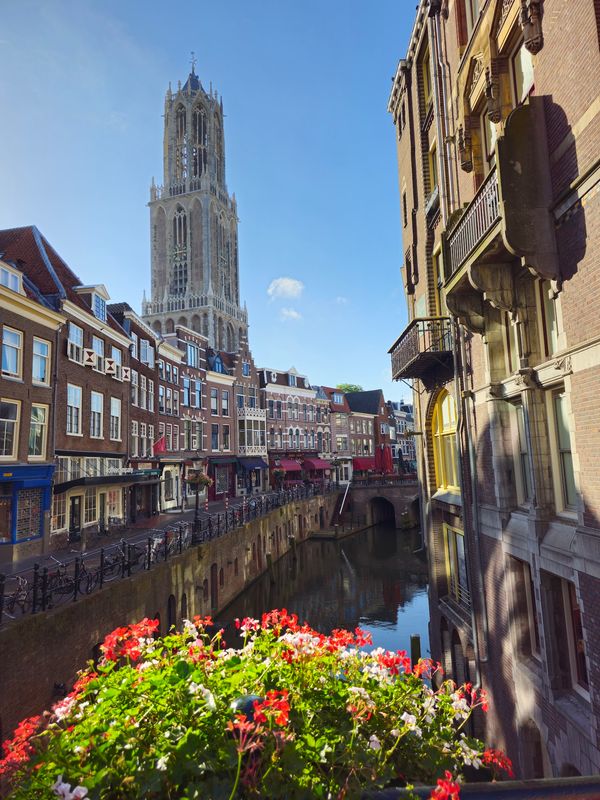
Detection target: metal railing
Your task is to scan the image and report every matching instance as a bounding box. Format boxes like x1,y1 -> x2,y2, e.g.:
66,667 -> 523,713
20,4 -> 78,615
0,484 -> 336,627
389,317 -> 452,381
447,167 -> 500,276
351,475 -> 419,488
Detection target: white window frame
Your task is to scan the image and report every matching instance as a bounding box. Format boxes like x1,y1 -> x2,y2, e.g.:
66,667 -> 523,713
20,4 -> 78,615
110,397 -> 121,441
32,337 -> 51,386
92,336 -> 105,373
90,391 -> 104,439
67,322 -> 84,364
28,403 -> 49,459
0,263 -> 22,293
67,384 -> 83,436
0,398 -> 20,459
2,326 -> 23,379
547,387 -> 578,516
111,346 -> 122,381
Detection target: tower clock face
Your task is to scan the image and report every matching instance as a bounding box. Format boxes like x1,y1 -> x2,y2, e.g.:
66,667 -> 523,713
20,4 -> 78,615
145,69 -> 248,352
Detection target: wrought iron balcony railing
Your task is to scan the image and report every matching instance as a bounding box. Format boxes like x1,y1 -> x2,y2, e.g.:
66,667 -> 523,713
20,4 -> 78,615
388,317 -> 453,388
447,167 -> 500,277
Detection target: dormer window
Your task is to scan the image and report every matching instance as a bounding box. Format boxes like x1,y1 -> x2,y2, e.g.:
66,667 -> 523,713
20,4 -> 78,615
93,294 -> 107,322
288,374 -> 297,387
0,264 -> 22,294
333,393 -> 343,405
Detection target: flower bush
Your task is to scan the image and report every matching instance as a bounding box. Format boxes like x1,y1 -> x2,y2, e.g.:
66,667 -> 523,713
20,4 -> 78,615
1,611 -> 512,799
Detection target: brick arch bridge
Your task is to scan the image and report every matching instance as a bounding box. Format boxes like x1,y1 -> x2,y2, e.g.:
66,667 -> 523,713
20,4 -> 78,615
347,479 -> 420,529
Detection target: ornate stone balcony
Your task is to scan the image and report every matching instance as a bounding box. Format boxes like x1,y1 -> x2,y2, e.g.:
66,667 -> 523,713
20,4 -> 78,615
237,406 -> 266,420
238,444 -> 267,456
388,317 -> 453,390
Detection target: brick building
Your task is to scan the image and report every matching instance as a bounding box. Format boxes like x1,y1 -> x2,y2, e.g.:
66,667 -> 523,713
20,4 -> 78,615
0,249 -> 63,564
319,387 -> 353,483
205,349 -> 236,501
156,339 -> 185,511
388,0 -> 600,777
346,389 -> 394,475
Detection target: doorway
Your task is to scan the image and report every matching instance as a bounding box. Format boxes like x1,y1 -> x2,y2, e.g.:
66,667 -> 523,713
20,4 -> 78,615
69,495 -> 82,535
98,492 -> 107,533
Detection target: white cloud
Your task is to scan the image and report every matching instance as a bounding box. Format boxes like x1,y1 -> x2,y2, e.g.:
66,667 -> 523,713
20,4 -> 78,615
335,296 -> 348,305
267,277 -> 304,301
280,307 -> 302,321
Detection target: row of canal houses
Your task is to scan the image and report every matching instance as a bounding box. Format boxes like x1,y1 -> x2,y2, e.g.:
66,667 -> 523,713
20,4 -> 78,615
0,225 -> 404,566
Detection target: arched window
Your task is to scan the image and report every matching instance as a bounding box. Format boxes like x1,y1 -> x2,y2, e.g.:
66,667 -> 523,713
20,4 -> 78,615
176,105 -> 186,140
214,116 -> 223,183
171,206 -> 188,296
192,106 -> 208,177
431,390 -> 459,491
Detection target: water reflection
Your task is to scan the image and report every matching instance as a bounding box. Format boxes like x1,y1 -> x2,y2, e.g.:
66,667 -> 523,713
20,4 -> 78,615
217,525 -> 430,657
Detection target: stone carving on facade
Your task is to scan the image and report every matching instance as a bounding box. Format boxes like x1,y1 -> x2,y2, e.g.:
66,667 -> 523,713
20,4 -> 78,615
468,57 -> 484,98
458,125 -> 473,173
485,64 -> 502,124
553,355 -> 573,376
495,0 -> 515,37
520,0 -> 545,54
514,367 -> 538,389
488,382 -> 504,400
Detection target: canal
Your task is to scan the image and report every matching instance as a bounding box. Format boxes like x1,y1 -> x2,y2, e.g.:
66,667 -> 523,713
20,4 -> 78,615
217,524 -> 430,656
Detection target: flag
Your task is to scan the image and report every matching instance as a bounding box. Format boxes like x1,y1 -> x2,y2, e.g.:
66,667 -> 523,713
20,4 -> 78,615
153,435 -> 166,454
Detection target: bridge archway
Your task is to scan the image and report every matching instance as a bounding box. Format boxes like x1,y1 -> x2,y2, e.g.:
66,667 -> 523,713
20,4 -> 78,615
369,497 -> 396,526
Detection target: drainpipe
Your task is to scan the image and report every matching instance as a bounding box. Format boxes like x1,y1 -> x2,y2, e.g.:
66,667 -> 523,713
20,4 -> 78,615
458,325 -> 490,670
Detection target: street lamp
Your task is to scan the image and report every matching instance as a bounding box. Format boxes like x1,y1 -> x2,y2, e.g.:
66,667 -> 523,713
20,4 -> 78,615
187,455 -> 211,535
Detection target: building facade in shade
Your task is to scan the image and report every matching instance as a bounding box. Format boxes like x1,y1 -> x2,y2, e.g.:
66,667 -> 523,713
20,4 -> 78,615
388,401 -> 416,472
142,64 -> 248,352
388,0 -> 600,779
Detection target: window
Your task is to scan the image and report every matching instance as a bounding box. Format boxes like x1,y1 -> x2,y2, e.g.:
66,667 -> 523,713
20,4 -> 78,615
173,424 -> 179,451
422,45 -> 432,108
276,401 -> 282,419
28,404 -> 48,458
67,384 -> 82,435
481,111 -> 497,174
131,420 -> 139,457
173,389 -> 179,416
166,387 -> 173,414
67,322 -> 84,363
511,41 -> 534,105
140,339 -> 155,367
288,374 -> 296,387
158,360 -> 164,379
173,366 -> 178,385
166,363 -> 171,382
515,403 -> 532,503
111,347 -> 122,380
130,370 -> 139,406
564,580 -> 588,692
248,387 -> 257,408
242,360 -> 250,377
336,435 -> 348,451
511,558 -> 540,660
268,399 -> 275,418
222,390 -> 230,416
465,0 -> 480,36
148,425 -> 154,455
159,385 -> 165,413
183,377 -> 190,406
402,191 -> 408,228
110,397 -> 121,441
32,338 -> 50,385
0,264 -> 21,292
90,392 -> 103,439
166,424 -> 172,451
223,424 -> 230,450
52,493 -> 66,531
444,525 -> 470,607
139,422 -> 147,456
238,387 -> 245,409
428,141 -> 438,193
93,294 -> 107,322
92,336 -> 104,373
552,390 -> 577,510
84,488 -> 97,524
194,380 -> 202,409
130,333 -> 138,361
211,424 -> 219,450
2,327 -> 22,378
211,388 -> 218,415
432,390 -> 459,491
333,393 -> 343,405
140,375 -> 147,410
0,399 -> 20,458
187,344 -> 199,368
148,380 -> 155,412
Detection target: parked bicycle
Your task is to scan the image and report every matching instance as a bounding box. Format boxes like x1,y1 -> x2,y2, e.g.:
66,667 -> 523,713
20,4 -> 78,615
3,574 -> 33,618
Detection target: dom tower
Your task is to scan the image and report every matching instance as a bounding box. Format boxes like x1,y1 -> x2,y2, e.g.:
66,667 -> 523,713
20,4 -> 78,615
142,62 -> 248,351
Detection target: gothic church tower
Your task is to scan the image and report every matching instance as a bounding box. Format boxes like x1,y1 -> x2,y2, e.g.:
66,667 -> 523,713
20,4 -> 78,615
142,62 -> 248,351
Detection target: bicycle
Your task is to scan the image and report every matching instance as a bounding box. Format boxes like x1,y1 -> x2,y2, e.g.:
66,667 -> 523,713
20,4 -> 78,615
3,574 -> 33,618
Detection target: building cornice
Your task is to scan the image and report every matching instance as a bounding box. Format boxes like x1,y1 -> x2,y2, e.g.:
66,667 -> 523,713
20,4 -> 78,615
0,285 -> 64,330
62,300 -> 131,348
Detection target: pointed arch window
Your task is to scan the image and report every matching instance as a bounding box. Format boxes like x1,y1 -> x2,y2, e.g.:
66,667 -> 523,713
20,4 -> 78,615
214,117 -> 223,184
171,206 -> 188,296
192,106 -> 208,177
176,105 -> 186,141
431,390 -> 460,492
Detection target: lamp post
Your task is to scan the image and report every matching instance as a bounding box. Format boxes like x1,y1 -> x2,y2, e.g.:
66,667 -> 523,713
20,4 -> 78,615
186,455 -> 211,536
331,451 -> 341,487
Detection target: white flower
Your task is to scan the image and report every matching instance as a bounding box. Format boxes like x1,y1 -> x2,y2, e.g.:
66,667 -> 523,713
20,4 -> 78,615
391,729 -> 400,738
156,755 -> 169,771
51,776 -> 89,799
451,692 -> 470,720
401,712 -> 417,727
368,734 -> 381,751
459,737 -> 483,768
348,686 -> 375,708
188,682 -> 216,710
53,695 -> 76,722
182,618 -> 198,637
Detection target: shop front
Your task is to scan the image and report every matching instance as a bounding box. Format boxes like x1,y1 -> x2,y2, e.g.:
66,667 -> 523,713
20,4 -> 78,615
158,462 -> 182,512
0,464 -> 54,562
301,458 -> 332,486
207,456 -> 237,501
237,457 -> 269,495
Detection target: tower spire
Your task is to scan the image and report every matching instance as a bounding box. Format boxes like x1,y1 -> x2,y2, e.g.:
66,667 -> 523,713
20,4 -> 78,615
190,50 -> 197,75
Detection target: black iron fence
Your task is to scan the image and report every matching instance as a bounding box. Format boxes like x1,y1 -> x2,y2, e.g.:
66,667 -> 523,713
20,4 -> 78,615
0,484 -> 335,626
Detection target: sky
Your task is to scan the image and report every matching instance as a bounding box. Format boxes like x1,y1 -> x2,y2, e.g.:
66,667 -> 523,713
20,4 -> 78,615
1,0 -> 413,402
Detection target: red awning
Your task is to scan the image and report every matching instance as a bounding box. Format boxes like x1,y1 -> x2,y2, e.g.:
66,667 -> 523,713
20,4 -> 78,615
303,458 -> 332,471
352,457 -> 376,471
276,459 -> 302,472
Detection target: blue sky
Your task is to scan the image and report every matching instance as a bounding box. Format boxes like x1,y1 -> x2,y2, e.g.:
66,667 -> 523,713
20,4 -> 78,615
1,0 -> 413,401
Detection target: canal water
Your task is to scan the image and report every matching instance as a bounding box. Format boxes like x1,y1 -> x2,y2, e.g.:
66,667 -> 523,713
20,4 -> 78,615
216,524 -> 430,657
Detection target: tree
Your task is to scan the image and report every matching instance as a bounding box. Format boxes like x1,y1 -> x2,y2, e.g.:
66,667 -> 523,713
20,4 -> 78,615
336,383 -> 363,393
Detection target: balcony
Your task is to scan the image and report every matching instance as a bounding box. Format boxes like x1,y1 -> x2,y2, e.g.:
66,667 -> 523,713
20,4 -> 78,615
238,444 -> 267,456
443,99 -> 559,334
237,406 -> 266,420
388,317 -> 453,390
